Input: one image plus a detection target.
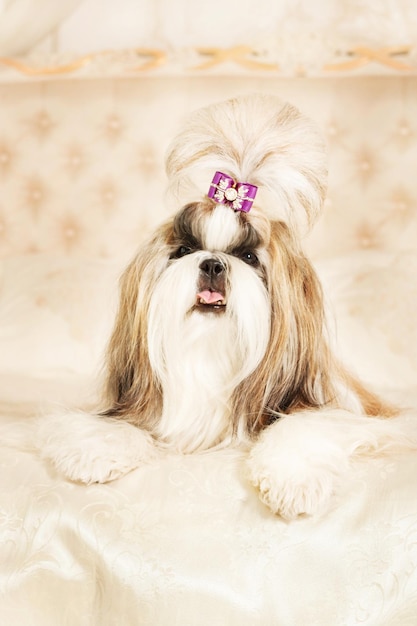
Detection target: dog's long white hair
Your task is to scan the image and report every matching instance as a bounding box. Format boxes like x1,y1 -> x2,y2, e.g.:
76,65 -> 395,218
37,94 -> 416,519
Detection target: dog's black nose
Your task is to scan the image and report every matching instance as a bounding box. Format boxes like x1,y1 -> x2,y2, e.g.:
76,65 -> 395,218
199,258 -> 224,278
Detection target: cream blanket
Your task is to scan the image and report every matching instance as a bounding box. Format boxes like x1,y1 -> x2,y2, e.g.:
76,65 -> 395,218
0,406 -> 417,625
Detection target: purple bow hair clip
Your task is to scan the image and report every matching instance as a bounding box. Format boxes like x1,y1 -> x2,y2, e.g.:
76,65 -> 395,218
207,171 -> 258,213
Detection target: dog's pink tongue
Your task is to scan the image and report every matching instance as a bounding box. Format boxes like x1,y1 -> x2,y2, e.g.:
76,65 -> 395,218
197,290 -> 223,304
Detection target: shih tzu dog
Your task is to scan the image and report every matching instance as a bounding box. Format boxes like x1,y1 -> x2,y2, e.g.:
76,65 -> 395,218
40,93 -> 416,519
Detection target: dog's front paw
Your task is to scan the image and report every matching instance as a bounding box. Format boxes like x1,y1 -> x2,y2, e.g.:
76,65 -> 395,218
247,448 -> 336,520
37,411 -> 158,484
247,414 -> 349,520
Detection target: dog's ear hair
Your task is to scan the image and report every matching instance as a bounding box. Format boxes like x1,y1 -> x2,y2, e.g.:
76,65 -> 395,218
100,233 -> 166,429
230,221 -> 336,432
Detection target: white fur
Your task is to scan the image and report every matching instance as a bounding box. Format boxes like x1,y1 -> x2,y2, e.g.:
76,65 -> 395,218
36,410 -> 158,484
147,250 -> 270,452
166,93 -> 328,235
202,203 -> 241,251
247,410 -> 417,519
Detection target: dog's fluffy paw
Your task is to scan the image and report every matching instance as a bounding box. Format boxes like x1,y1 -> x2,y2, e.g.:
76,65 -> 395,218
247,410 -> 417,519
246,414 -> 349,520
247,449 -> 338,520
37,411 -> 158,484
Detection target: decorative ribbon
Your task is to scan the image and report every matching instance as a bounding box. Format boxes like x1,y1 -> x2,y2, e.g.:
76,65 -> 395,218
0,45 -> 414,79
324,46 -> 412,72
193,45 -> 279,71
207,171 -> 257,213
0,48 -> 167,77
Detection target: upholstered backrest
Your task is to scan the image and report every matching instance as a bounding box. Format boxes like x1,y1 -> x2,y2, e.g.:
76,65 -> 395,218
0,76 -> 415,263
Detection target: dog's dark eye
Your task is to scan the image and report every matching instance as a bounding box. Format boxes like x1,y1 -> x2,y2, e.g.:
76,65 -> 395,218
171,245 -> 192,259
240,251 -> 259,266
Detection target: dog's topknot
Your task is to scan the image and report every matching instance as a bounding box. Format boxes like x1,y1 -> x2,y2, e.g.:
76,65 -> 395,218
165,93 -> 328,235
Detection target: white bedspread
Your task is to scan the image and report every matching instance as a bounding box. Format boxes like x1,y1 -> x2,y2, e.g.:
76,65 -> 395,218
1,403 -> 417,626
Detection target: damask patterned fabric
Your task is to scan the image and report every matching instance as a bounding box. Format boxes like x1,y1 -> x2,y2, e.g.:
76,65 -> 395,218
0,74 -> 416,624
0,420 -> 417,626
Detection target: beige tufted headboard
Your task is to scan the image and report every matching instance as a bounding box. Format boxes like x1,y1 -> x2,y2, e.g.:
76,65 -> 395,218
0,75 -> 415,264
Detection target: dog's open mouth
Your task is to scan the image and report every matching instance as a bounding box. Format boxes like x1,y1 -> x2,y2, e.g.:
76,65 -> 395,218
195,290 -> 227,312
